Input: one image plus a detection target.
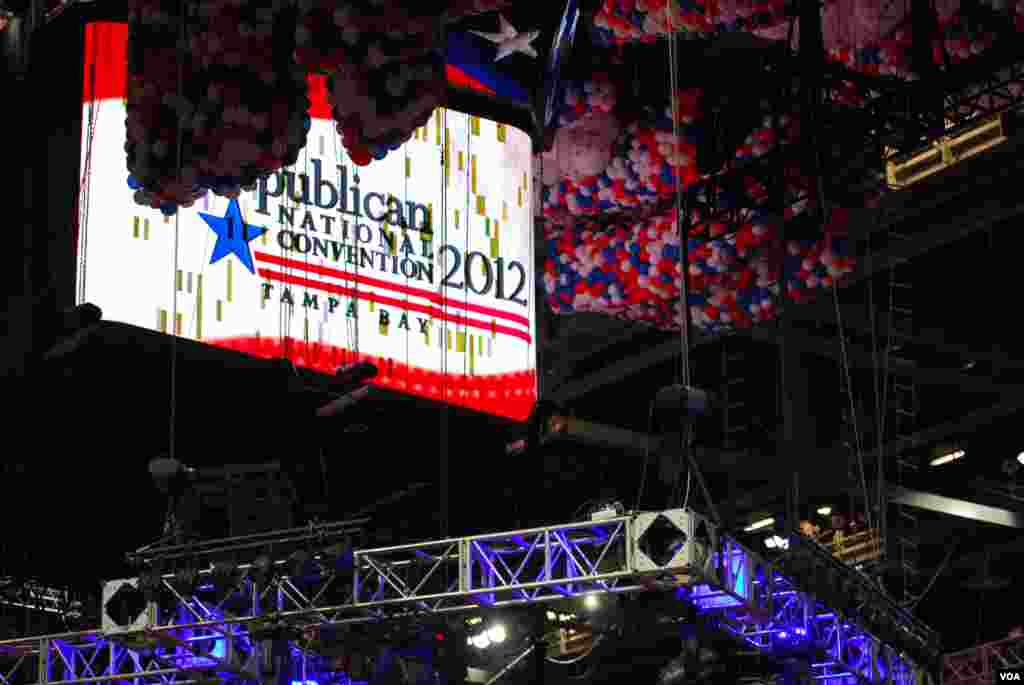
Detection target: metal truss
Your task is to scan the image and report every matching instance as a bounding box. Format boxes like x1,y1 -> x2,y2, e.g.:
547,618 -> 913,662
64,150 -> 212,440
944,634 -> 1024,685
0,511 -> 937,685
0,579 -> 80,619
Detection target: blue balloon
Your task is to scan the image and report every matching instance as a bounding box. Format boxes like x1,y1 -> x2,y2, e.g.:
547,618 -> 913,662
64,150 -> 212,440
160,203 -> 177,216
127,175 -> 142,190
304,117 -> 311,132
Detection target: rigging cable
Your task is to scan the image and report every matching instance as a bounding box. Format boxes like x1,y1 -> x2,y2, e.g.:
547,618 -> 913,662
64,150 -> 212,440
169,0 -> 187,465
667,0 -> 696,513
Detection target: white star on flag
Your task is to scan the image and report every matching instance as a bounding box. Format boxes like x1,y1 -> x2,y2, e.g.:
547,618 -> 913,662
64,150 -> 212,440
470,14 -> 540,61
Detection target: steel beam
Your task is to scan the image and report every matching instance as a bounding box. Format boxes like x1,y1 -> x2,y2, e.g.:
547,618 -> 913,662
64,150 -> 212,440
887,486 -> 1024,528
728,392 -> 1024,514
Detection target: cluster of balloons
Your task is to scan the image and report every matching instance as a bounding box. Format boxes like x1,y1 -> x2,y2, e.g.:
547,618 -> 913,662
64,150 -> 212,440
126,0 -> 309,214
592,0 -> 717,44
540,84 -> 796,223
293,0 -> 510,165
543,203 -> 856,332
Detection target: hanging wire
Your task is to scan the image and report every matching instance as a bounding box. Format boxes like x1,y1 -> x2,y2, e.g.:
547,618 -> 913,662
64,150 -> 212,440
834,284 -> 873,529
76,38 -> 100,306
667,12 -> 692,391
169,0 -> 187,464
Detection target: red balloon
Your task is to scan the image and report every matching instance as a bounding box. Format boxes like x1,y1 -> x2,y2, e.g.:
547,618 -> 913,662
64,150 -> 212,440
350,146 -> 372,166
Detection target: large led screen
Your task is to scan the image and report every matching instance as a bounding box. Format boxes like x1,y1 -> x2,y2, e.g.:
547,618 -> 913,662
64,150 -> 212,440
78,22 -> 537,421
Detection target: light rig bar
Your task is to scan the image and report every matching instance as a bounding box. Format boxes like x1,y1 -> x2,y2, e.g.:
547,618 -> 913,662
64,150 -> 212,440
0,510 -> 938,685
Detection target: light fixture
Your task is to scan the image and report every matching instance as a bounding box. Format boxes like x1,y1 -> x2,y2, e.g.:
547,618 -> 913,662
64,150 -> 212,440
744,517 -> 774,532
816,506 -> 832,516
471,632 -> 491,649
1018,452 -> 1024,466
929,448 -> 966,466
486,625 -> 507,644
764,535 -> 788,550
583,594 -> 600,610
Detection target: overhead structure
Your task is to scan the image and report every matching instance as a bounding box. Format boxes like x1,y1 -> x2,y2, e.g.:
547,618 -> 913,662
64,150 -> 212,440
0,511 -> 939,685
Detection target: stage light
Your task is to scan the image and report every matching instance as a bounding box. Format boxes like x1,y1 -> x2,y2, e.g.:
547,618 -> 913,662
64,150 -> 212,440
583,594 -> 600,610
929,448 -> 965,466
744,517 -> 774,532
287,550 -> 313,579
764,535 -> 788,550
44,303 -> 103,360
174,568 -> 200,595
249,554 -> 275,588
138,568 -> 164,602
210,561 -> 240,592
486,625 -> 507,644
816,506 -> 832,516
1018,452 -> 1024,466
471,633 -> 491,649
321,540 -> 354,573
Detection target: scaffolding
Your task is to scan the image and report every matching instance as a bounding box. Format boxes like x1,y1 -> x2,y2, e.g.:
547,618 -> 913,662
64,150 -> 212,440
0,511 -> 938,685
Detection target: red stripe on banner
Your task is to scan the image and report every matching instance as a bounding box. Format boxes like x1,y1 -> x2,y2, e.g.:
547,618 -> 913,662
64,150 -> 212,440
254,251 -> 531,328
259,268 -> 533,343
445,64 -> 497,96
83,22 -> 128,104
207,335 -> 536,422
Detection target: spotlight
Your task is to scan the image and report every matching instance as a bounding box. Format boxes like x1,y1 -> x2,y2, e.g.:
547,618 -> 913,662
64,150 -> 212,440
486,625 -> 507,644
287,550 -> 313,579
764,535 -> 789,550
211,561 -> 240,592
138,568 -> 164,602
929,448 -> 965,466
174,568 -> 200,595
816,506 -> 832,516
320,540 -> 354,574
1018,452 -> 1024,466
743,517 -> 774,532
471,633 -> 491,649
583,594 -> 600,610
249,554 -> 275,588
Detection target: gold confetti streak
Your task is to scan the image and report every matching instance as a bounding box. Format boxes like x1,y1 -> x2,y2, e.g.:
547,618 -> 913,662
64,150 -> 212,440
454,208 -> 460,229
502,202 -> 508,221
424,324 -> 430,346
158,308 -> 168,333
476,196 -> 486,216
435,109 -> 442,145
262,229 -> 268,246
196,275 -> 203,339
133,216 -> 139,239
369,300 -> 375,312
471,155 -> 477,193
176,270 -> 183,292
478,335 -> 484,356
444,128 -> 451,186
175,313 -> 183,336
490,237 -> 499,260
447,330 -> 452,351
304,318 -> 310,342
458,150 -> 464,172
456,331 -> 466,353
144,218 -> 150,240
471,116 -> 480,136
216,300 -> 223,322
379,317 -> 388,336
495,220 -> 500,241
497,123 -> 506,142
227,261 -> 233,303
405,157 -> 412,178
469,334 -> 475,374
518,187 -> 523,208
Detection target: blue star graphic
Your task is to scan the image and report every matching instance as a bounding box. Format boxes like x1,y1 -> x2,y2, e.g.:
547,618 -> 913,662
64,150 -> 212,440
199,199 -> 268,274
